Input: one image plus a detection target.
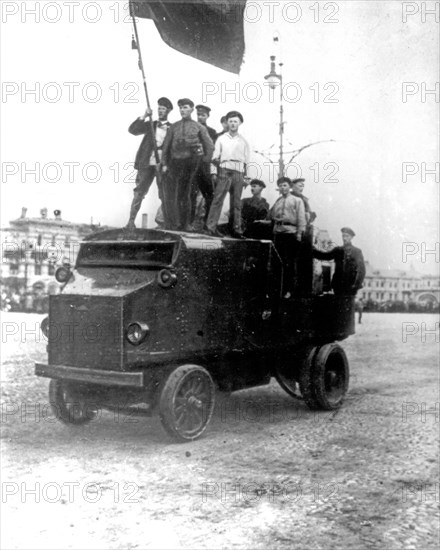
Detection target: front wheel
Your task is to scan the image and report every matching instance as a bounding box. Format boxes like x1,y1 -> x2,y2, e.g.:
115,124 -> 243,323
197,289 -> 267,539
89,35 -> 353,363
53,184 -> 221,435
159,365 -> 215,442
49,379 -> 97,425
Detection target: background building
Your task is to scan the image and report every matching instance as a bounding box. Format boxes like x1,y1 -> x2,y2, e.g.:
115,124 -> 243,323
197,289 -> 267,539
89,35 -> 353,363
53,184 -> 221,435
1,207 -> 100,311
360,262 -> 439,308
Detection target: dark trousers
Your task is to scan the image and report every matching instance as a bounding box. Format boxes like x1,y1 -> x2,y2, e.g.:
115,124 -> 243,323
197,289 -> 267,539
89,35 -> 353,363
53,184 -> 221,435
190,162 -> 213,226
164,157 -> 201,230
128,166 -> 157,224
273,233 -> 301,295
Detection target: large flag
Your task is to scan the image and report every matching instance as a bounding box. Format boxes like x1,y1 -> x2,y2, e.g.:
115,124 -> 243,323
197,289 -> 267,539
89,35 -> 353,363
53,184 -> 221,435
130,1 -> 246,74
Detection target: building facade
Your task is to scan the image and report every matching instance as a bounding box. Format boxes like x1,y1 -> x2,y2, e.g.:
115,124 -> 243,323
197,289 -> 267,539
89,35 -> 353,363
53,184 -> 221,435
1,207 -> 99,310
360,262 -> 439,306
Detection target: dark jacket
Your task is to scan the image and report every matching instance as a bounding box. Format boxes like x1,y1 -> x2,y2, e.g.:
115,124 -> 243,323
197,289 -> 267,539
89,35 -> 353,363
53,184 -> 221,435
129,118 -> 170,170
313,244 -> 366,295
204,125 -> 218,144
241,196 -> 270,228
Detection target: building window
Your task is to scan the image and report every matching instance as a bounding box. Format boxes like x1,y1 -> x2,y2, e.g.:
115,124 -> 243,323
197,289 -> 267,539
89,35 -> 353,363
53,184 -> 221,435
48,263 -> 55,275
10,264 -> 19,275
35,264 -> 42,275
37,234 -> 42,245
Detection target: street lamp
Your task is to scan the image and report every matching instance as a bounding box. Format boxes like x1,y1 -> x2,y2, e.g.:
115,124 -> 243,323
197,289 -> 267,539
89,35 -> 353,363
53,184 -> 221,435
264,55 -> 284,177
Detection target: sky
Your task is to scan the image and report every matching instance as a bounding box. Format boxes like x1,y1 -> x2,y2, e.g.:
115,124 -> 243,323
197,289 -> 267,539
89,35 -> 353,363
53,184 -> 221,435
1,0 -> 439,274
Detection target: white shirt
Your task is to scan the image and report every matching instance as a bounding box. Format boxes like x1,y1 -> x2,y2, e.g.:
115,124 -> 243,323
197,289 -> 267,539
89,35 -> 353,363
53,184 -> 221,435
149,122 -> 169,165
212,132 -> 250,174
269,194 -> 306,234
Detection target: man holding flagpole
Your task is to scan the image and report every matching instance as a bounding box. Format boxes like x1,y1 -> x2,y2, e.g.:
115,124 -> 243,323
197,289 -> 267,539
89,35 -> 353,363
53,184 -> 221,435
126,97 -> 173,230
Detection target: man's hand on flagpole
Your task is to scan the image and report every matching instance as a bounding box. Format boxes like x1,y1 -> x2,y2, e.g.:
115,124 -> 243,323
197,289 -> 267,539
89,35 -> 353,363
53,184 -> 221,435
143,107 -> 153,119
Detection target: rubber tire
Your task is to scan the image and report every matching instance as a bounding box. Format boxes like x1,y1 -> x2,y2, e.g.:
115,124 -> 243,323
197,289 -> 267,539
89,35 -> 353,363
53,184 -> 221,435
159,365 -> 215,442
49,379 -> 97,425
274,346 -> 317,400
312,343 -> 349,410
298,346 -> 321,410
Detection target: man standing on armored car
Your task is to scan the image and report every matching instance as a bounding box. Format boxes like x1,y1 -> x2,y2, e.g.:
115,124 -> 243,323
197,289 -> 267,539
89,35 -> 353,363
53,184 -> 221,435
290,177 -> 316,224
126,97 -> 173,230
161,98 -> 214,231
241,179 -> 270,239
268,177 -> 306,298
313,227 -> 366,296
205,110 -> 250,238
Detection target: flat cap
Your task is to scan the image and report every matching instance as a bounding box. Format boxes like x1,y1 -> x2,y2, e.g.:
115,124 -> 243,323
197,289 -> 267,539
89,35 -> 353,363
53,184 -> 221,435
250,179 -> 266,188
157,97 -> 173,110
196,104 -> 211,114
341,227 -> 356,237
277,176 -> 292,186
226,110 -> 244,123
291,178 -> 305,185
177,98 -> 194,108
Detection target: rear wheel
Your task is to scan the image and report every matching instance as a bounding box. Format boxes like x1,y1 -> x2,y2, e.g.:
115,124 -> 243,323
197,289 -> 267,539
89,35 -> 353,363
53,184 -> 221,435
159,365 -> 215,442
49,379 -> 97,425
299,343 -> 349,411
312,344 -> 349,410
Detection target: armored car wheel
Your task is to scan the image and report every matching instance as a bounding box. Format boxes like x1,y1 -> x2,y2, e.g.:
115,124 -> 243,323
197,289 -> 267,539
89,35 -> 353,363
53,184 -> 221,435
274,346 -> 317,400
299,343 -> 349,411
159,365 -> 215,442
49,379 -> 97,425
312,344 -> 349,409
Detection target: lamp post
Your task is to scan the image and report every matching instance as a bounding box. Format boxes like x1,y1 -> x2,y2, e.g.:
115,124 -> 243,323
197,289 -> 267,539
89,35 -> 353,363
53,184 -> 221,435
264,55 -> 284,177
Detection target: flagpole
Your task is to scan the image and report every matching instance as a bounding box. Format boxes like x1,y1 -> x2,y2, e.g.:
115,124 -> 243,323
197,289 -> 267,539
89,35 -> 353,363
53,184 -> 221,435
131,9 -> 162,170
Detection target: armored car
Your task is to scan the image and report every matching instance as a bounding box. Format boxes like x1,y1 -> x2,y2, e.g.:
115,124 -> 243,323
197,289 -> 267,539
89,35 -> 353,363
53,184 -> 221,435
35,228 -> 354,441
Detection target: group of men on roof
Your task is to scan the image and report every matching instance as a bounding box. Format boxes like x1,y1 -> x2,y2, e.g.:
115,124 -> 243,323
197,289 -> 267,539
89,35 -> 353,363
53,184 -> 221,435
126,97 -> 250,238
126,96 -> 365,298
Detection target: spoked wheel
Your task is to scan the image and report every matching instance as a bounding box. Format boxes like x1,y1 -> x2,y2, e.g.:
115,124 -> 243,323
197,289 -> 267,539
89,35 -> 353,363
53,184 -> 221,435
274,346 -> 317,400
159,365 -> 215,442
313,343 -> 349,410
49,379 -> 98,425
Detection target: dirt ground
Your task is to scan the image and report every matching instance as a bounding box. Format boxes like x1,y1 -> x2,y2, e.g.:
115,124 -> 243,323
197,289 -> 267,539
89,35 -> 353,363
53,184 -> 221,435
1,311 -> 439,549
